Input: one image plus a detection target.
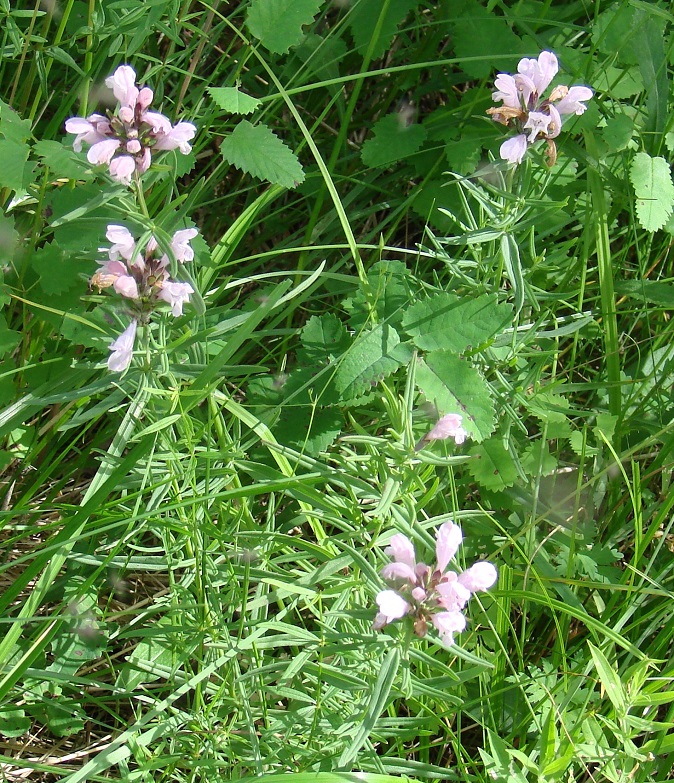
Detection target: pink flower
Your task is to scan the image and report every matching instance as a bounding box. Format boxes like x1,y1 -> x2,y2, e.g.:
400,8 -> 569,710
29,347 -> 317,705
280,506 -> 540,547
65,64 -> 197,185
373,521 -> 497,646
105,65 -> 139,109
106,225 -> 137,262
108,155 -> 136,185
499,135 -> 528,164
170,228 -> 198,262
487,50 -> 593,166
65,115 -> 111,152
152,121 -> 197,153
158,280 -> 194,316
87,138 -> 120,165
416,413 -> 468,451
373,590 -> 410,630
108,320 -> 137,372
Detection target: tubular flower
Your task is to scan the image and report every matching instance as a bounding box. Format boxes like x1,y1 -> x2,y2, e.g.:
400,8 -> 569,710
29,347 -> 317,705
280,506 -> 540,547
108,319 -> 137,373
373,521 -> 497,646
65,64 -> 196,185
92,224 -> 197,326
487,51 -> 593,166
415,413 -> 468,451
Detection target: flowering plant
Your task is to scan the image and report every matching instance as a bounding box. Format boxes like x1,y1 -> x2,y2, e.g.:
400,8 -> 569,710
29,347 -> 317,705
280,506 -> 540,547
373,522 -> 497,646
93,224 -> 198,372
65,65 -> 196,185
487,51 -> 593,166
415,413 -> 468,451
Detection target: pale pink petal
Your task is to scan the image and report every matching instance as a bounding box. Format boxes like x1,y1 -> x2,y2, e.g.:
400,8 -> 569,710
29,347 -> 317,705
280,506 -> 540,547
425,413 -> 468,445
523,110 -> 552,142
105,65 -> 139,108
384,533 -> 416,570
432,610 -> 466,635
138,87 -> 154,111
108,155 -> 136,185
381,561 -> 417,583
126,139 -> 142,154
142,110 -> 173,135
554,85 -> 593,116
65,116 -> 95,135
106,225 -> 136,261
458,561 -> 498,593
518,51 -> 558,98
500,134 -> 528,164
87,138 -> 120,165
157,280 -> 193,316
435,521 -> 463,573
152,121 -> 197,153
137,147 -> 152,173
108,320 -> 137,372
436,577 -> 471,612
411,586 -> 426,602
113,275 -> 139,299
170,228 -> 198,262
375,589 -> 410,624
492,73 -> 520,108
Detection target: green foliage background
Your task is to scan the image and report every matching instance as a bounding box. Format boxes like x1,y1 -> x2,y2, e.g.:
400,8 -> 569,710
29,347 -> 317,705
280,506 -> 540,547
1,1 -> 674,782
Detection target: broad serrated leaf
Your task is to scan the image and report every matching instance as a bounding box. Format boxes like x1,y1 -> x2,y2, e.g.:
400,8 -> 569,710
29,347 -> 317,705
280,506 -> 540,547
361,113 -> 427,168
34,139 -> 93,180
615,280 -> 674,307
220,120 -> 304,189
468,439 -> 518,491
275,404 -> 343,455
0,98 -> 31,144
335,324 -> 402,402
345,260 -> 412,330
0,315 -> 21,358
348,0 -> 419,60
415,351 -> 495,441
403,292 -> 512,353
0,138 -> 29,191
246,0 -> 322,54
449,0 -> 524,79
630,152 -> 674,232
31,241 -> 86,295
300,313 -> 351,363
208,86 -> 261,115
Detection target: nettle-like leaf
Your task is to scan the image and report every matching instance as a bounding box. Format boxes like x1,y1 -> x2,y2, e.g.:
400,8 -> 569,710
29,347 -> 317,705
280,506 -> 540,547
348,0 -> 419,59
615,280 -> 674,307
449,0 -> 524,79
468,438 -> 518,492
34,140 -> 93,181
0,98 -> 31,191
403,292 -> 512,353
630,152 -> 674,232
335,323 -> 402,402
220,120 -> 305,189
208,86 -> 261,115
361,113 -> 427,168
300,313 -> 351,364
246,0 -> 323,54
31,241 -> 87,296
345,260 -> 412,330
415,351 -> 495,441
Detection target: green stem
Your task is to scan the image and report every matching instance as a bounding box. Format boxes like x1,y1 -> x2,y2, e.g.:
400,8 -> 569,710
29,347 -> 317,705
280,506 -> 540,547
584,131 -> 621,437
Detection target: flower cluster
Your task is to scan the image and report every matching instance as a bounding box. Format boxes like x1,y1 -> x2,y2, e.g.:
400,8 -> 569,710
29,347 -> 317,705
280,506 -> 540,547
415,413 -> 468,451
65,65 -> 196,185
373,522 -> 497,646
487,51 -> 593,166
94,224 -> 197,372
